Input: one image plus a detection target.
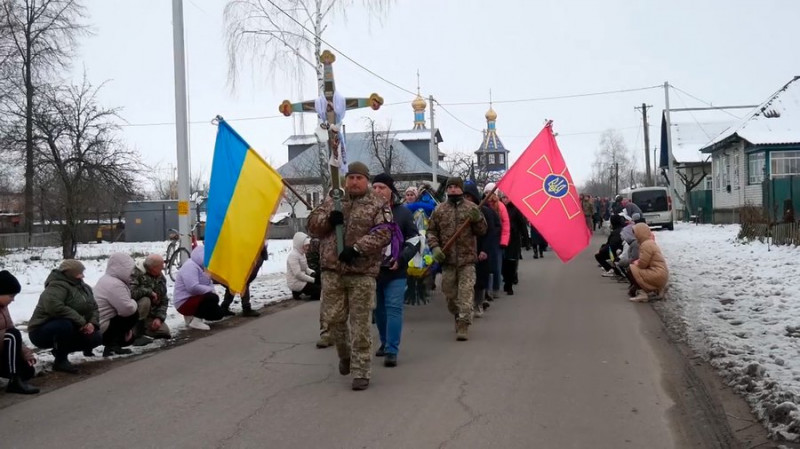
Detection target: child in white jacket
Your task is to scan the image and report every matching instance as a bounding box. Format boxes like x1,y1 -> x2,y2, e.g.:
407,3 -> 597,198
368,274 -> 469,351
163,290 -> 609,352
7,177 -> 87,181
286,232 -> 320,300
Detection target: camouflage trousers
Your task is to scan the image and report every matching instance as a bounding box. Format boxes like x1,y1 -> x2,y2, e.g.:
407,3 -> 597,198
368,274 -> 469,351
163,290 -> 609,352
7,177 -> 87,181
321,272 -> 376,379
441,265 -> 475,325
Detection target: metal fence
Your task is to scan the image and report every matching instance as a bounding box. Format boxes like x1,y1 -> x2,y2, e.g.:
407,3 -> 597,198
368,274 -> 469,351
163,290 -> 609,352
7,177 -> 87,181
0,232 -> 61,250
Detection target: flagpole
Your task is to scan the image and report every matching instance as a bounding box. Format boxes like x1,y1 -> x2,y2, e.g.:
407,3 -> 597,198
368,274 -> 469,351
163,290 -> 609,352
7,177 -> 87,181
172,0 -> 192,260
282,179 -> 312,210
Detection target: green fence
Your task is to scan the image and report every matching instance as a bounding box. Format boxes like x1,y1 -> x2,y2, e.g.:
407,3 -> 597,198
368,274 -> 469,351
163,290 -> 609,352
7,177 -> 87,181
763,176 -> 800,221
687,190 -> 713,223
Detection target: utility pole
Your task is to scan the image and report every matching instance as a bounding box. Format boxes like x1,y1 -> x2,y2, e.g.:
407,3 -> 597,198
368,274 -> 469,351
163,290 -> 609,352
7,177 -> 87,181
663,82 -> 677,200
171,0 -> 191,261
635,103 -> 653,186
615,162 -> 620,194
429,95 -> 438,188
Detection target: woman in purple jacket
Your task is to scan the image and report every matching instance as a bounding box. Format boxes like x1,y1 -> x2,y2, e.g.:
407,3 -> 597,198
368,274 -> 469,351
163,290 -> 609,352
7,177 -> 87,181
173,246 -> 224,330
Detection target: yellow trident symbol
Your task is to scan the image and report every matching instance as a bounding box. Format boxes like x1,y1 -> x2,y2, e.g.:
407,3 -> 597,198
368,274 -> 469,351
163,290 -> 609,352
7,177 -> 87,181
546,178 -> 567,196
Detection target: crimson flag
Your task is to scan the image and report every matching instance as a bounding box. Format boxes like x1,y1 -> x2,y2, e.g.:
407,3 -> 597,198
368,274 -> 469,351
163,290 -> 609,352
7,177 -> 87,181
497,121 -> 590,262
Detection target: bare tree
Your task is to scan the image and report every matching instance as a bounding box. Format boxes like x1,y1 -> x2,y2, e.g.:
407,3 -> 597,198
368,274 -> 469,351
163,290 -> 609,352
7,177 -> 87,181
224,0 -> 391,193
0,0 -> 88,238
583,129 -> 635,196
147,164 -> 209,200
675,159 -> 710,220
441,150 -> 502,188
32,77 -> 141,258
363,117 -> 407,175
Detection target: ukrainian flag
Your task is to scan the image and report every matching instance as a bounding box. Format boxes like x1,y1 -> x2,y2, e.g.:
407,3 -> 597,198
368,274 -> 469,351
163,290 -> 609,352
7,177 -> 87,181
205,119 -> 284,293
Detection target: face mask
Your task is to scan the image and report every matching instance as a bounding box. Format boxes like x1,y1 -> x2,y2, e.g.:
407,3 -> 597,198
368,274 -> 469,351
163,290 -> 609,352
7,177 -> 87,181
448,194 -> 463,204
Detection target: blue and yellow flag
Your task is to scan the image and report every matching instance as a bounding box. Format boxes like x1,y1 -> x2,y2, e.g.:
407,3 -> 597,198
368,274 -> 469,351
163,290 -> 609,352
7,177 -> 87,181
205,119 -> 284,293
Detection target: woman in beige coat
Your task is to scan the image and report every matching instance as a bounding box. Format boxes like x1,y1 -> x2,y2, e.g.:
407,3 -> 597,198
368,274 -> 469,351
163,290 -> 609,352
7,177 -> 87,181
629,223 -> 669,302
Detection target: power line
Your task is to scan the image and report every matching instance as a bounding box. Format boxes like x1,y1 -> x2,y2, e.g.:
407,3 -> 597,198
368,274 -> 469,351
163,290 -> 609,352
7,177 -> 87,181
433,100 -> 483,133
438,85 -> 663,106
263,0 -> 418,97
119,114 -> 285,128
669,84 -> 743,120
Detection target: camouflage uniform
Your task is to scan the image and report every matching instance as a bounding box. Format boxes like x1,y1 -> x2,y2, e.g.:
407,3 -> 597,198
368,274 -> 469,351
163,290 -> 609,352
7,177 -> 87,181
427,198 -> 487,327
130,265 -> 171,338
307,190 -> 392,380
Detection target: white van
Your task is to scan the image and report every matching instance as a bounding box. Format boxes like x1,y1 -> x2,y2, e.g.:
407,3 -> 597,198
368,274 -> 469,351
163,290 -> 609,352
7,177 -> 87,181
630,187 -> 674,230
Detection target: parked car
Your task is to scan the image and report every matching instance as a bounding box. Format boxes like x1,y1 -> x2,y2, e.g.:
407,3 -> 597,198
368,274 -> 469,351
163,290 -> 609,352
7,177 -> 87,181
631,187 -> 674,230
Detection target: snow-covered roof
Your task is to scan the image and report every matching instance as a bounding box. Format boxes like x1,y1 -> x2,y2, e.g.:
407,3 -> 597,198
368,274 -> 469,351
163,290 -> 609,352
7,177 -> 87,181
701,76 -> 800,152
270,211 -> 291,224
670,121 -> 737,163
283,135 -> 319,146
277,131 -> 452,180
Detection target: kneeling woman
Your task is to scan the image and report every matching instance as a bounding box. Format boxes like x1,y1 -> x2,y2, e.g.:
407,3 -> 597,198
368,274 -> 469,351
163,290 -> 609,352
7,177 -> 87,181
0,271 -> 39,394
628,223 -> 669,302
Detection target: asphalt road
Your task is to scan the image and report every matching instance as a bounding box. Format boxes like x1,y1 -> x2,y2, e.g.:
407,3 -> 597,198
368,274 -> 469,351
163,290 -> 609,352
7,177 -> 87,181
0,237 -> 739,449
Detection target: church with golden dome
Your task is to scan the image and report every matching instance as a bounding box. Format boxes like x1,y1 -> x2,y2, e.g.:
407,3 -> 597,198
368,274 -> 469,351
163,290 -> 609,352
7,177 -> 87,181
475,102 -> 509,173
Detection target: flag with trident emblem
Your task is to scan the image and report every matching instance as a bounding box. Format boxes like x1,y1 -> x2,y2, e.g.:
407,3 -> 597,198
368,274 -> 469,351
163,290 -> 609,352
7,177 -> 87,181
497,121 -> 591,262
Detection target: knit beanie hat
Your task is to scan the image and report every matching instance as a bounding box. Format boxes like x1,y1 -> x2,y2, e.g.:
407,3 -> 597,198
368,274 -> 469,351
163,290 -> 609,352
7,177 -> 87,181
405,186 -> 418,196
346,161 -> 370,178
0,270 -> 21,295
58,259 -> 86,277
372,173 -> 398,195
446,177 -> 464,190
484,182 -> 500,195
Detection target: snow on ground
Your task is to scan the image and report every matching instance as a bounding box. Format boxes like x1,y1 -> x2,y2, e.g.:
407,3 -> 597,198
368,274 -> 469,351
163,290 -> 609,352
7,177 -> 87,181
657,222 -> 800,441
0,239 -> 294,372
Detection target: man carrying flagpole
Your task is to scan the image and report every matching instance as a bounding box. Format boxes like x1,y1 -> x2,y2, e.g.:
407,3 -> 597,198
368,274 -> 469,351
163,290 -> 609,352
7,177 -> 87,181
307,161 -> 392,391
427,177 -> 487,341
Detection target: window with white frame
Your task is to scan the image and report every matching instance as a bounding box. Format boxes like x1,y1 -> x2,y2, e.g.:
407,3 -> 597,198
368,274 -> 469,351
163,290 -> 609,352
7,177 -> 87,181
770,150 -> 800,178
499,153 -> 505,164
704,175 -> 713,190
714,158 -> 720,190
489,153 -> 496,164
312,191 -> 320,207
748,152 -> 765,184
733,153 -> 740,189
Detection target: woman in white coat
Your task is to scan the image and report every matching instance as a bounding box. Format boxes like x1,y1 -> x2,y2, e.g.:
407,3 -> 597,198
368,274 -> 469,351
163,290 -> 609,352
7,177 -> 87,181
286,232 -> 320,300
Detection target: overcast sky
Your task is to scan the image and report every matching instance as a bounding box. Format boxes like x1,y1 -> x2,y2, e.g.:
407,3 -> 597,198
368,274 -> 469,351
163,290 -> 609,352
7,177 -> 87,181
73,0 -> 800,186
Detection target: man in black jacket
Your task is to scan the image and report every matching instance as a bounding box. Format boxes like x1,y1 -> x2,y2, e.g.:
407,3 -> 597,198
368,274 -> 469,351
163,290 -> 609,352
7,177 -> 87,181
372,174 -> 420,367
595,214 -> 626,277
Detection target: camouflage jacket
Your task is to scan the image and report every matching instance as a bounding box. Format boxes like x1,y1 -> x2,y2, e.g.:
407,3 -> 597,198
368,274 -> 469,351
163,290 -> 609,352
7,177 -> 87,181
130,264 -> 169,321
427,198 -> 488,267
307,190 -> 393,277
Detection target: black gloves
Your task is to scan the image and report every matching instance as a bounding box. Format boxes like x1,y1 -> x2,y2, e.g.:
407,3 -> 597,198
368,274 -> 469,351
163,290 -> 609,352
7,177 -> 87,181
338,246 -> 360,264
328,210 -> 344,227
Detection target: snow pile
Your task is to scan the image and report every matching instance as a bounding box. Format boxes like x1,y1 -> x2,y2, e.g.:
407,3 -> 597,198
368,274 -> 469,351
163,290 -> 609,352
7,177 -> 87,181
0,239 -> 295,371
657,223 -> 800,440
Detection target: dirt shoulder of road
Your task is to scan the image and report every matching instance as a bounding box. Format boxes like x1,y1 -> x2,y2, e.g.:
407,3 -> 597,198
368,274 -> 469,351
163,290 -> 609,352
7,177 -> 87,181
0,297 -> 307,410
644,300 -> 800,449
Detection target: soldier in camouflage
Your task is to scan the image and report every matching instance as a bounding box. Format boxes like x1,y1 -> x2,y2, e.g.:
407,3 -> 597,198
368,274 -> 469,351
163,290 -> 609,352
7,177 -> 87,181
307,161 -> 392,391
427,177 -> 488,341
129,254 -> 172,344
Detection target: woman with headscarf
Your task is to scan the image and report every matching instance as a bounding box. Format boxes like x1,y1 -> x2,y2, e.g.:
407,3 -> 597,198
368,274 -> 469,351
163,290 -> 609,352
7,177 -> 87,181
28,260 -> 103,374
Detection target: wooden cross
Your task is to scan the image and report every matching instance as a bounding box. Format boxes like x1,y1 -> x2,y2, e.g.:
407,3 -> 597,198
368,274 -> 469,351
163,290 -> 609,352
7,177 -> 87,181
279,50 -> 384,254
